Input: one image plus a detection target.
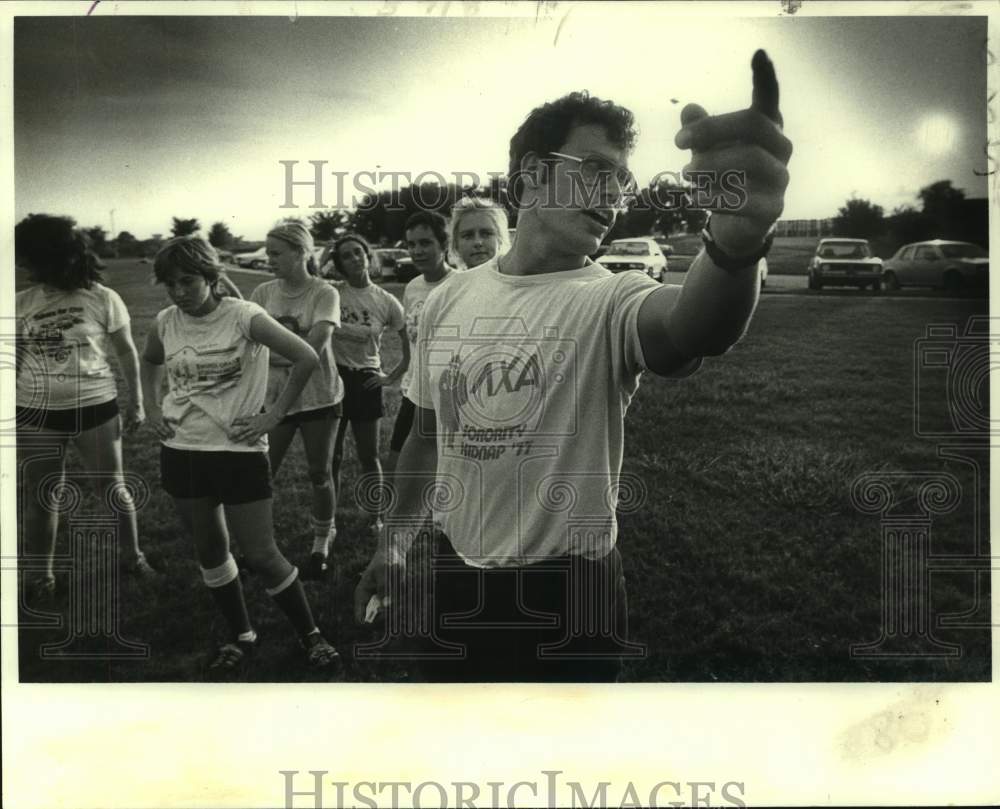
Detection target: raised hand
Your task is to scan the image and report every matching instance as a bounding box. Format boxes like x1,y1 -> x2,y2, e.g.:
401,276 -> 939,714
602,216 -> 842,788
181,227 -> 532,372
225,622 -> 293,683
675,49 -> 792,255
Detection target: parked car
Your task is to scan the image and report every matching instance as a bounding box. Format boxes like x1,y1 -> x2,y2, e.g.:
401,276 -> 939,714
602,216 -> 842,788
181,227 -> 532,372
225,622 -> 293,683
235,246 -> 268,269
596,237 -> 668,281
370,248 -> 409,281
881,240 -> 988,292
654,238 -> 674,257
807,238 -> 883,290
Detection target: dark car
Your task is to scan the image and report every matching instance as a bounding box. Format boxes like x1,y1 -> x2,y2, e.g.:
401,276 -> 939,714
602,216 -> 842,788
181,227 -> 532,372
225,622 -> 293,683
882,240 -> 988,292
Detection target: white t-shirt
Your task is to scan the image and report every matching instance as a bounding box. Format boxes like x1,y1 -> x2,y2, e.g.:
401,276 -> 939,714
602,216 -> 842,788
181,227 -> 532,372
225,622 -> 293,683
16,283 -> 130,409
410,258 -> 698,568
250,276 -> 344,414
156,298 -> 270,453
331,281 -> 405,370
400,271 -> 453,397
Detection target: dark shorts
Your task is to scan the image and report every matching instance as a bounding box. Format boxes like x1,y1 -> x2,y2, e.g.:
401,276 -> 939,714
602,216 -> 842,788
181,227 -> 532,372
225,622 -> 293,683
337,365 -> 384,421
280,403 -> 343,426
389,396 -> 416,452
160,446 -> 272,504
16,398 -> 119,434
404,534 -> 637,683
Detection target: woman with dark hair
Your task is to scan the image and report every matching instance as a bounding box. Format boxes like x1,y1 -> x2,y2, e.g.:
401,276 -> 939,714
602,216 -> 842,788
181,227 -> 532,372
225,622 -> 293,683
250,221 -> 344,579
141,236 -> 339,674
16,214 -> 155,604
328,233 -> 407,533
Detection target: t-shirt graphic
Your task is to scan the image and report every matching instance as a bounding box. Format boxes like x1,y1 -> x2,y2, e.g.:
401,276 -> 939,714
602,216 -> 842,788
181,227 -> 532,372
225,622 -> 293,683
331,282 -> 405,369
16,283 -> 130,409
249,277 -> 343,414
157,298 -> 270,452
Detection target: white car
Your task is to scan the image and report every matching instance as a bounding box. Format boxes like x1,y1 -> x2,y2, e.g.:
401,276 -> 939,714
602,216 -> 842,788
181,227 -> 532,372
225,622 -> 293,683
235,246 -> 268,269
597,237 -> 668,281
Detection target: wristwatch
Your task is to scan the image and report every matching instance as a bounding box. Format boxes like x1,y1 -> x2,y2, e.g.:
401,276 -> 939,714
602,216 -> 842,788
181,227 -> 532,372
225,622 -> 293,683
700,216 -> 776,273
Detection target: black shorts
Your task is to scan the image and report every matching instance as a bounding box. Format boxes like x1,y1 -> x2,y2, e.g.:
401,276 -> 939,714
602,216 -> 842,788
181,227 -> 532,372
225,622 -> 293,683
389,396 -> 416,452
160,446 -> 272,504
280,403 -> 343,426
16,398 -> 119,434
337,365 -> 384,421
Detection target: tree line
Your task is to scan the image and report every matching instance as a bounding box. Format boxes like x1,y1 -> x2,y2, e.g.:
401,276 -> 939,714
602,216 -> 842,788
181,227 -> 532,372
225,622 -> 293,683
22,176 -> 985,262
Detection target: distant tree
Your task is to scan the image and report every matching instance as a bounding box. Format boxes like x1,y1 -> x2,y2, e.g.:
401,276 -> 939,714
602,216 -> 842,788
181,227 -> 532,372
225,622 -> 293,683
917,180 -> 966,240
170,217 -> 200,237
115,230 -> 141,257
309,210 -> 351,242
351,182 -> 470,244
832,198 -> 885,240
81,225 -> 109,253
208,222 -> 237,249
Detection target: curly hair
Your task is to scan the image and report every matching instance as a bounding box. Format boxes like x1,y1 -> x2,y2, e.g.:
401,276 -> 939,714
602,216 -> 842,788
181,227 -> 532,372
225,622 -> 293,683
15,214 -> 105,290
153,236 -> 222,288
404,210 -> 449,249
330,232 -> 372,273
507,91 -> 638,209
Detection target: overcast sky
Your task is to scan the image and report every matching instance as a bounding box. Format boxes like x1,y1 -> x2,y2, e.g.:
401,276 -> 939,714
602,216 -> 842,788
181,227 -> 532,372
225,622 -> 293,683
13,7 -> 989,241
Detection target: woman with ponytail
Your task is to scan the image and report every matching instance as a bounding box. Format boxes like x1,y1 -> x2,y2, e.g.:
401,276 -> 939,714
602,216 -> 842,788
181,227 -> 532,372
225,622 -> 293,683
249,221 -> 344,580
16,214 -> 155,605
141,235 -> 339,675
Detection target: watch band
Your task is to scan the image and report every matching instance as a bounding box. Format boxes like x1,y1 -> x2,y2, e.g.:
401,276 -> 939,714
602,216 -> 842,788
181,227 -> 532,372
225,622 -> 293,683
700,218 -> 775,273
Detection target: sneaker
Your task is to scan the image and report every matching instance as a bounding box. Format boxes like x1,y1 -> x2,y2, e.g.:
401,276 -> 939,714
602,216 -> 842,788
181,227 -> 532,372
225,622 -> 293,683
122,552 -> 157,578
208,636 -> 257,676
301,552 -> 330,581
303,632 -> 340,668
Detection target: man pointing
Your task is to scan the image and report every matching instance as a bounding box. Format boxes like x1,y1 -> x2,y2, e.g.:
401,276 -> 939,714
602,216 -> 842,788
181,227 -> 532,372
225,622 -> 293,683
356,51 -> 792,681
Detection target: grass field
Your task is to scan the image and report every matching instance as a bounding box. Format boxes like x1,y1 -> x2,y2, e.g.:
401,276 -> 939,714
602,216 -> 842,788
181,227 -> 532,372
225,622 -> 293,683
16,259 -> 991,682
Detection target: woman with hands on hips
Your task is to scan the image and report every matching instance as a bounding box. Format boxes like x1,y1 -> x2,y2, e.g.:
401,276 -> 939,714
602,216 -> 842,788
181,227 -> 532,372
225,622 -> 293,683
141,236 -> 339,676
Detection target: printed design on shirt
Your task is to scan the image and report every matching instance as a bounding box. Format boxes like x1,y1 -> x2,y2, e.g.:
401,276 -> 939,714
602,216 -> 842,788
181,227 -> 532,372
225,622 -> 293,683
338,303 -> 374,342
166,344 -> 242,400
435,335 -> 575,462
405,299 -> 425,344
24,307 -> 87,365
274,314 -> 303,336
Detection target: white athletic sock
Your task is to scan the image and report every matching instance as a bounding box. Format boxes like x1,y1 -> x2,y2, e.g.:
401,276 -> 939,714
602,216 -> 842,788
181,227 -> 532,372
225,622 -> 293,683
311,519 -> 336,557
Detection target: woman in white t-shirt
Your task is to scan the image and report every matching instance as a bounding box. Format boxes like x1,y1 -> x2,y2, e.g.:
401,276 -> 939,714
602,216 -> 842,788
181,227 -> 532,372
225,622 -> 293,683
329,233 -> 407,533
250,222 -> 343,580
140,236 -> 339,674
15,214 -> 155,605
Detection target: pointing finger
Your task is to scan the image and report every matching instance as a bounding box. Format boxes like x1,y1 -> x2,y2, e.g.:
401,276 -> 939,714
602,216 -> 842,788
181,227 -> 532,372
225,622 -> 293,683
751,49 -> 783,127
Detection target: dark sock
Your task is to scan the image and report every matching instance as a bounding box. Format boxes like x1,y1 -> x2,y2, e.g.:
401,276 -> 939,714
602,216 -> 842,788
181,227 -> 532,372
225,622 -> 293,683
209,579 -> 252,640
270,579 -> 318,641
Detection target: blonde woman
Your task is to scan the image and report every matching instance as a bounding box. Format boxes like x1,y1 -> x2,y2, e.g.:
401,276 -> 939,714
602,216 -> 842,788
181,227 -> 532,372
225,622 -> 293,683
446,196 -> 510,270
250,222 -> 343,580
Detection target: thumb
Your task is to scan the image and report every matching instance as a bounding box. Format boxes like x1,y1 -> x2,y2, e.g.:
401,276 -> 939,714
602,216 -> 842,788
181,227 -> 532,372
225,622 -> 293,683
679,102 -> 709,129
